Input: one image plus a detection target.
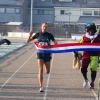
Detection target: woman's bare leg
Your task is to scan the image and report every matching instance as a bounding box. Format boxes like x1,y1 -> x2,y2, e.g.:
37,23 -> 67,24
44,61 -> 50,74
37,59 -> 44,87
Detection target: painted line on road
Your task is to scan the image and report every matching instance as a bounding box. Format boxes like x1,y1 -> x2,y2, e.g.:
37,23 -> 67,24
91,89 -> 98,100
43,55 -> 98,100
43,54 -> 54,100
0,51 -> 36,90
88,82 -> 98,100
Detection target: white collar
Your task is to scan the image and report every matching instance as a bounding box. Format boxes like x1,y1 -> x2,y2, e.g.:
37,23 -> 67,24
85,32 -> 98,39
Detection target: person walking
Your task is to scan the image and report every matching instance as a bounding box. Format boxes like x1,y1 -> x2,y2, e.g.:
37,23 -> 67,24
74,23 -> 100,89
27,22 -> 57,92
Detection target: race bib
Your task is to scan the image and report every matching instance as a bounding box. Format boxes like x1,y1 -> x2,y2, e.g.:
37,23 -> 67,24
38,42 -> 48,47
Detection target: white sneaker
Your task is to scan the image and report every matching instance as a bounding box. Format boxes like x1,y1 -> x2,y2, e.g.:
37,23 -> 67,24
39,87 -> 44,92
83,79 -> 88,87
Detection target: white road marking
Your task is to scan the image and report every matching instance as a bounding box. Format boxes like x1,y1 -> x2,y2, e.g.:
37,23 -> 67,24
43,55 -> 54,100
0,51 -> 36,90
88,82 -> 98,100
1,49 -> 99,100
91,89 -> 98,100
43,55 -> 98,100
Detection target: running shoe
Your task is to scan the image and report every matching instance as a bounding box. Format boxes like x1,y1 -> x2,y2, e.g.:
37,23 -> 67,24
39,87 -> 44,92
83,79 -> 88,87
90,82 -> 94,89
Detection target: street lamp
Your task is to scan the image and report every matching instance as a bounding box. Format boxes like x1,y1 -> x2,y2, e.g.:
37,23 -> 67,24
30,0 -> 33,31
68,12 -> 71,38
12,16 -> 14,22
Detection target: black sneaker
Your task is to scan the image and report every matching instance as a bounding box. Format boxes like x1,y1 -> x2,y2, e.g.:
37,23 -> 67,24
90,82 -> 94,89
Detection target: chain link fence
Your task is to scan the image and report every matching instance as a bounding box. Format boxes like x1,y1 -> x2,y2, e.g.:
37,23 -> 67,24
0,23 -> 85,39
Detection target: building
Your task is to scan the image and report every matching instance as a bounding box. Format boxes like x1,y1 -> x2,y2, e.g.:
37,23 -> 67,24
31,0 -> 100,25
0,0 -> 28,26
0,0 -> 100,36
31,0 -> 100,35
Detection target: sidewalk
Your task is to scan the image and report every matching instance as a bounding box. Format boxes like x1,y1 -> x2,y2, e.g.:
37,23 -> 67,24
0,42 -> 26,58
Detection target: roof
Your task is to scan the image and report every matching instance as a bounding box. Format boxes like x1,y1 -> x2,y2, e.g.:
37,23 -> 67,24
78,16 -> 100,25
33,0 -> 100,8
0,0 -> 24,6
6,22 -> 23,25
33,1 -> 80,8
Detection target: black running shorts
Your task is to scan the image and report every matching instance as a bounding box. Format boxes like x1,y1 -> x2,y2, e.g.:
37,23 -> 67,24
36,53 -> 52,62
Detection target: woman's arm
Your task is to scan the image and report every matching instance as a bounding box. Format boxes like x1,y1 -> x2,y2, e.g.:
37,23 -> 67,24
53,40 -> 58,45
27,30 -> 34,43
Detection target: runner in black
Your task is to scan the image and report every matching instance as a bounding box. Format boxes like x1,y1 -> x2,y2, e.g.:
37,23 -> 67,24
27,22 -> 57,92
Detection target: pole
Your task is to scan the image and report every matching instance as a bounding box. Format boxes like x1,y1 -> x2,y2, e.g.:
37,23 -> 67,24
30,0 -> 33,31
68,12 -> 71,38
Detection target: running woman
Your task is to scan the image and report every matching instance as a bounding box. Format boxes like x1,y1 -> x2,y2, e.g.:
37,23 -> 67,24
27,22 -> 57,92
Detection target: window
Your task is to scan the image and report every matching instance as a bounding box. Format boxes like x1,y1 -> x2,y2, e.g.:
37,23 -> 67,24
44,10 -> 53,14
60,10 -> 64,15
59,0 -> 72,2
64,10 -> 70,15
0,8 -> 5,13
6,8 -> 15,13
15,8 -> 20,13
41,0 -> 51,1
60,10 -> 70,15
83,11 -> 92,15
94,11 -> 100,16
33,10 -> 38,14
94,11 -> 98,15
33,9 -> 53,15
39,10 -> 44,15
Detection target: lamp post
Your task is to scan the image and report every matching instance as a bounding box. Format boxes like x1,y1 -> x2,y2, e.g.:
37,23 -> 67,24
12,16 -> 14,22
68,12 -> 71,38
30,0 -> 33,31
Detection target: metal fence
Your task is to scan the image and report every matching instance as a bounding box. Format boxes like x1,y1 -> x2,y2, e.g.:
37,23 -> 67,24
0,24 -> 84,38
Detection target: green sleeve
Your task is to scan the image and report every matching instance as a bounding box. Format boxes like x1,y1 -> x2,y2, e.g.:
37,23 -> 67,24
78,37 -> 84,43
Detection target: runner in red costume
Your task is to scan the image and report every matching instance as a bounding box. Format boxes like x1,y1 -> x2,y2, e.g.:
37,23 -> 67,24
74,23 -> 100,89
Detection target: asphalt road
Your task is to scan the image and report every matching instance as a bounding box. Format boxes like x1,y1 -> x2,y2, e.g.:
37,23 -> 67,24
0,39 -> 99,100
